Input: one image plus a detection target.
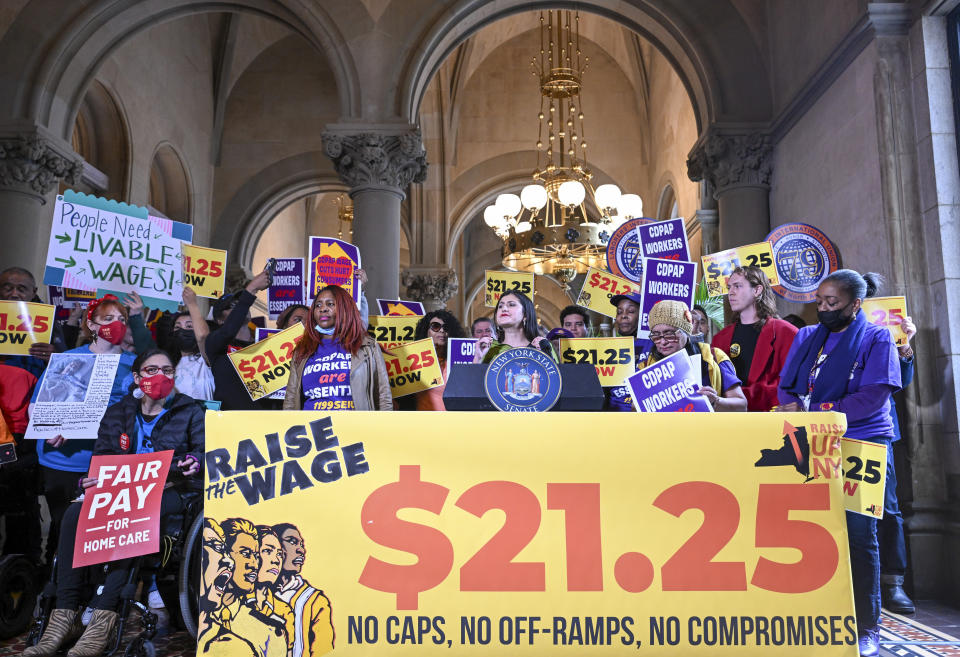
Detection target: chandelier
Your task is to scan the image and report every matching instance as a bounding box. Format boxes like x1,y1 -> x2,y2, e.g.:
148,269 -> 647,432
482,10 -> 643,289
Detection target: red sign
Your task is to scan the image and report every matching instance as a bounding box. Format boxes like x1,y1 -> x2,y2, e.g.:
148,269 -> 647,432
73,451 -> 173,567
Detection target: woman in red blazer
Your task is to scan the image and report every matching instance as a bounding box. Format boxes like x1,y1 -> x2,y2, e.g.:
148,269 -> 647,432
712,266 -> 798,411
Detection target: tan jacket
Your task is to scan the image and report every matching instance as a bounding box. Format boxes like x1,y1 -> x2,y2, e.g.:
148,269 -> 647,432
283,335 -> 393,411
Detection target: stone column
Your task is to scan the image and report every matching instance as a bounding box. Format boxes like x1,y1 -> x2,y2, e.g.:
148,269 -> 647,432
322,128 -> 428,302
687,131 -> 773,249
0,130 -> 82,283
401,266 -> 459,312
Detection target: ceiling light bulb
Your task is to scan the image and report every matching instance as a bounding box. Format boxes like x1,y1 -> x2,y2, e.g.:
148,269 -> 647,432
594,184 -> 622,214
516,221 -> 533,233
483,205 -> 501,227
496,193 -> 522,219
520,184 -> 548,210
557,180 -> 586,207
618,193 -> 643,219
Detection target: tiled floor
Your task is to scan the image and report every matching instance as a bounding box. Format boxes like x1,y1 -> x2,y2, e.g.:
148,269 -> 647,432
3,602 -> 959,656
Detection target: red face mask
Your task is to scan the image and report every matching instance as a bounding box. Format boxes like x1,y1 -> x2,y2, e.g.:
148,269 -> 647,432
97,321 -> 127,345
139,373 -> 175,400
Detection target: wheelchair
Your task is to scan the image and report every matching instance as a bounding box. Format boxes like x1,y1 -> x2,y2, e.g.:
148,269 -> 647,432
25,490 -> 204,657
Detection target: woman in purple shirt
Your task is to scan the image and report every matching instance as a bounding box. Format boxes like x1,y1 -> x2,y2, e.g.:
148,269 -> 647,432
777,270 -> 900,657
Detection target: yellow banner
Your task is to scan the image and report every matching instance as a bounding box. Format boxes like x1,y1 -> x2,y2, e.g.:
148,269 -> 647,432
181,243 -> 228,298
368,315 -> 421,350
860,296 -> 908,346
201,412 -> 857,656
485,270 -> 535,307
839,437 -> 887,518
701,243 -> 779,296
228,323 -> 304,400
383,338 -> 444,398
0,301 -> 55,355
558,337 -> 635,387
576,267 -> 641,318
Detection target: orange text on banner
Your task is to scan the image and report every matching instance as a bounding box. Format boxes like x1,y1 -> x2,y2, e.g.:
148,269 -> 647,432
0,300 -> 55,355
229,323 -> 304,400
201,411 -> 858,656
383,338 -> 443,398
368,315 -> 422,350
485,270 -> 534,308
558,337 -> 635,386
701,242 -> 779,296
860,296 -> 909,346
576,267 -> 641,318
180,243 -> 227,298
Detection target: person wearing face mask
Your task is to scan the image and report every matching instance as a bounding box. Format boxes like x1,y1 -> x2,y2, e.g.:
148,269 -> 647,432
406,310 -> 465,411
777,270 -> 901,657
25,348 -> 205,657
712,266 -> 798,411
473,291 -> 557,363
30,294 -> 137,567
284,285 -> 392,411
169,287 -> 215,401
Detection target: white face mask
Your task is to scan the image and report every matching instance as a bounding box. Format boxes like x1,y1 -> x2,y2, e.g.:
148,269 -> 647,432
315,324 -> 335,335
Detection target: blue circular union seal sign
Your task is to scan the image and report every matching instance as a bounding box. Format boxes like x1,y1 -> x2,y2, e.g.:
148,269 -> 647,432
765,223 -> 841,303
484,347 -> 562,412
605,218 -> 652,283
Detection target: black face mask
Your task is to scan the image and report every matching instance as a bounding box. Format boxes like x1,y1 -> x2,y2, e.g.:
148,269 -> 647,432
173,328 -> 198,353
818,303 -> 855,331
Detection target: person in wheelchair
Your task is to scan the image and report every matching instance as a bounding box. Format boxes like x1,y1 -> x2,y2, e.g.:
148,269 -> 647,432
26,348 -> 205,657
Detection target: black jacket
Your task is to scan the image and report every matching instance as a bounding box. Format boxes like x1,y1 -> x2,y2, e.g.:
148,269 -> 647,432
93,393 -> 206,485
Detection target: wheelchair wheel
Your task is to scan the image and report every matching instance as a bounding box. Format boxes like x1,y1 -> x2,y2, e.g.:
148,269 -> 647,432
177,512 -> 202,637
0,554 -> 38,639
124,636 -> 156,657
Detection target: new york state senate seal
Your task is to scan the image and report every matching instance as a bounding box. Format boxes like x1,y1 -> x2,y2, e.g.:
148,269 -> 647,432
484,347 -> 562,412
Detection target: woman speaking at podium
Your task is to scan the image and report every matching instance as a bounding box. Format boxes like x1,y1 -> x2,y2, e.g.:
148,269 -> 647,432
473,291 -> 557,363
284,285 -> 393,411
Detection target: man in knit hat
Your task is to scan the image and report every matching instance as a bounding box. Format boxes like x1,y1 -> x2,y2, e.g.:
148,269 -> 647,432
641,300 -> 747,411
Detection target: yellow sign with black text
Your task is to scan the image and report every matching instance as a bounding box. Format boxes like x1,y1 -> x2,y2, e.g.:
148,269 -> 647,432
228,323 -> 304,400
0,301 -> 55,356
484,270 -> 535,307
201,411 -> 857,656
383,338 -> 443,398
368,315 -> 422,350
558,337 -> 635,387
702,243 -> 779,296
181,243 -> 227,298
860,296 -> 909,346
576,267 -> 641,318
839,437 -> 887,518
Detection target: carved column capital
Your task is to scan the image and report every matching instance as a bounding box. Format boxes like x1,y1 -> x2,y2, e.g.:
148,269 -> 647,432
687,131 -> 772,197
322,129 -> 428,193
401,266 -> 459,311
0,132 -> 82,200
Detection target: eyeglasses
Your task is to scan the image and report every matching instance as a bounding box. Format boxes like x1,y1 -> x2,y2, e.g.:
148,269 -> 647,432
428,321 -> 447,333
649,330 -> 681,342
140,366 -> 175,376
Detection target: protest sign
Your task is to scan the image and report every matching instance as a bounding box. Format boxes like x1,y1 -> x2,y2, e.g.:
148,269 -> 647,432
309,236 -> 361,303
62,287 -> 97,308
447,337 -> 478,366
367,315 -> 421,350
606,218 -> 652,283
576,267 -> 641,318
766,223 -> 841,303
702,242 -> 780,297
44,191 -> 192,312
839,437 -> 888,518
484,270 -> 534,307
0,301 -> 54,355
74,451 -> 173,568
267,258 -> 305,319
254,328 -> 286,400
627,350 -> 712,412
201,410 -> 856,657
25,353 -> 121,439
639,258 -> 697,334
861,296 -> 909,346
377,299 -> 426,316
383,338 -> 444,398
559,337 -> 635,387
180,243 -> 227,298
635,218 -> 689,261
229,323 -> 305,401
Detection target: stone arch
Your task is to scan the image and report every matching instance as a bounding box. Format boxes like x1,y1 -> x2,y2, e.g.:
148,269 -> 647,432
71,78 -> 131,200
148,142 -> 192,222
656,181 -> 678,220
400,0 -> 771,132
0,0 -> 360,139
